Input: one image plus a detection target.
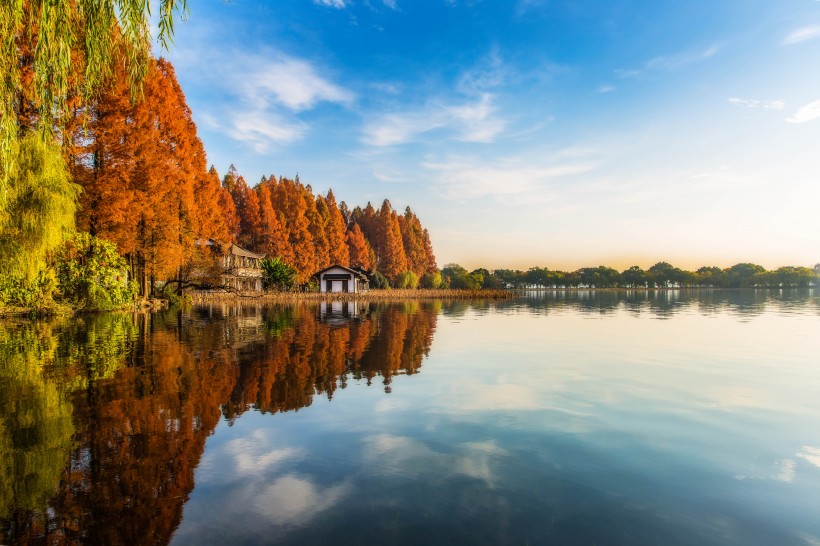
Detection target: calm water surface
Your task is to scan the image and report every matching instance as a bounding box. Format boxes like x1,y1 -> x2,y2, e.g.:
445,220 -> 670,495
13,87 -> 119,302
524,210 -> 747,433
1,290 -> 819,545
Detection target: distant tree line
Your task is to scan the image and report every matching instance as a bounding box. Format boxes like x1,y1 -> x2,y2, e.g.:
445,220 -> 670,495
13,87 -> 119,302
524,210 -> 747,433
440,262 -> 820,290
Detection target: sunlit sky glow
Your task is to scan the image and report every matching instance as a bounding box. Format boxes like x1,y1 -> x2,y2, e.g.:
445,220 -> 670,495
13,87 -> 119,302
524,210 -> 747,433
159,0 -> 820,270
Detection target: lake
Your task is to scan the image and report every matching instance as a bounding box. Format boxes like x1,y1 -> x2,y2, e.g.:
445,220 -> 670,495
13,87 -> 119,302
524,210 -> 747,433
1,290 -> 818,545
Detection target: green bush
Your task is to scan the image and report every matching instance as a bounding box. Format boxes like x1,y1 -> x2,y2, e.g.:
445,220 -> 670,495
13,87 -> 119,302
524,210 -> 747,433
261,257 -> 297,291
420,271 -> 443,289
395,270 -> 419,289
370,271 -> 391,289
54,233 -> 137,310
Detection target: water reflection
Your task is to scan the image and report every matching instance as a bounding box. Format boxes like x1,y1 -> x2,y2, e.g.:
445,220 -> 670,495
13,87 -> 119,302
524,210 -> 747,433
511,287 -> 819,319
0,290 -> 816,545
0,302 -> 439,545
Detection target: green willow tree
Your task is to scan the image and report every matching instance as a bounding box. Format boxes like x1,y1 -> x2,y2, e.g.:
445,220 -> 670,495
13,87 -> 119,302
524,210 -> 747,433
0,134 -> 80,306
0,0 -> 188,186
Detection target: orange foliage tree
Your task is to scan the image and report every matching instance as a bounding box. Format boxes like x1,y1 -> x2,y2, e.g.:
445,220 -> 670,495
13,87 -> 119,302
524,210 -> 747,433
72,59 -> 216,295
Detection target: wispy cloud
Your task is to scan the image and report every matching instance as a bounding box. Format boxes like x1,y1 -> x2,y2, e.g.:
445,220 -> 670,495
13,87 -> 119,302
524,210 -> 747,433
313,0 -> 347,8
362,93 -> 506,146
422,152 -> 597,200
616,44 -> 721,78
728,97 -> 785,110
225,111 -> 309,152
241,56 -> 354,112
598,85 -> 616,93
646,44 -> 721,71
782,25 -> 820,45
786,99 -> 820,123
383,0 -> 398,10
362,111 -> 446,146
457,48 -> 506,94
188,51 -> 352,150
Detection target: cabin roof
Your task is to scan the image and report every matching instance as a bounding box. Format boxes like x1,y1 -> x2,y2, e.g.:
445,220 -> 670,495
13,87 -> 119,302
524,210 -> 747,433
315,264 -> 368,279
229,243 -> 266,259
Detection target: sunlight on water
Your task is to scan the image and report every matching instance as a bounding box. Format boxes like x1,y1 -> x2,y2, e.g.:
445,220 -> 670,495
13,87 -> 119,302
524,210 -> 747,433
1,290 -> 818,545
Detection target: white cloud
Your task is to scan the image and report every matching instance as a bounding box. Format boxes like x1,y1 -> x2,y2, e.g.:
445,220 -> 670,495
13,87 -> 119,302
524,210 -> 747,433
226,111 -> 308,151
447,93 -> 506,142
457,49 -> 506,94
782,26 -> 820,45
361,111 -> 446,146
383,0 -> 398,9
362,94 -> 505,146
242,56 -> 354,112
189,51 -> 352,150
598,85 -> 616,93
422,154 -> 597,200
728,97 -> 785,110
786,99 -> 820,123
313,0 -> 347,8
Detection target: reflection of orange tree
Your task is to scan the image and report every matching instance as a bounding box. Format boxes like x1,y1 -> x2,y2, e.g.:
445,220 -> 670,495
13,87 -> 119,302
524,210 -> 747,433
3,315 -> 240,545
226,302 -> 439,415
2,303 -> 439,544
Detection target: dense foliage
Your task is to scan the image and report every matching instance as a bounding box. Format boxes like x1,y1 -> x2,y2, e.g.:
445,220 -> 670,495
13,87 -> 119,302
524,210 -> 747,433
260,257 -> 297,291
0,134 -> 80,309
54,233 -> 138,310
1,0 -> 186,186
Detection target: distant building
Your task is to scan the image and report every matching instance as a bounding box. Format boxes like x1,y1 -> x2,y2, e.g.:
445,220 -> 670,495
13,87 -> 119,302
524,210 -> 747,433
315,265 -> 369,293
223,243 -> 266,292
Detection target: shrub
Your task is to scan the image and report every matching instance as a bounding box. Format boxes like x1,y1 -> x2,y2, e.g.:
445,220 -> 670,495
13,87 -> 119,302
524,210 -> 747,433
261,257 -> 297,291
420,271 -> 443,289
395,270 -> 419,289
369,271 -> 390,289
54,233 -> 137,310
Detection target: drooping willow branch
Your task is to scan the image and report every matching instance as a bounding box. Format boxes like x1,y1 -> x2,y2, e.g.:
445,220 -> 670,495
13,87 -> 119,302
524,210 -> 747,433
0,0 -> 188,187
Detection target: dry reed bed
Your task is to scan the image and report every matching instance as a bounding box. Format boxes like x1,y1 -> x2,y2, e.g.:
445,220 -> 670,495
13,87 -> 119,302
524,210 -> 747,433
189,288 -> 514,304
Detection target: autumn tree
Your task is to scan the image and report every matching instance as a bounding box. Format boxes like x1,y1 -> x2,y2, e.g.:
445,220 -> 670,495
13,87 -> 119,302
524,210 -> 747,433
73,59 -> 209,295
257,183 -> 291,261
325,190 -> 349,266
376,200 -> 407,282
398,207 -> 428,278
308,193 -> 331,271
346,223 -> 375,271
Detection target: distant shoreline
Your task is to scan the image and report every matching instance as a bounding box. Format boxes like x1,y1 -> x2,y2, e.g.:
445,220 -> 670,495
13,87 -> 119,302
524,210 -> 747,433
2,286 -> 815,319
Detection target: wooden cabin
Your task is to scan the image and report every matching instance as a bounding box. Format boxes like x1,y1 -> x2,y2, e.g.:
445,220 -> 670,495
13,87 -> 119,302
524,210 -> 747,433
223,243 -> 266,292
315,265 -> 369,293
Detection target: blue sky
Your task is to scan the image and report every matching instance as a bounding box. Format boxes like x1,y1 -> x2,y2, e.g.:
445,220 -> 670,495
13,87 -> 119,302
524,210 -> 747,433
160,0 -> 820,270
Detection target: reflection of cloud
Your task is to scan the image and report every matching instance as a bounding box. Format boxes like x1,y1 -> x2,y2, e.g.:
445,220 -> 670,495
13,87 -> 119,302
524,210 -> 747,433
775,459 -> 795,483
227,438 -> 303,475
704,385 -> 770,409
797,446 -> 820,468
362,434 -> 508,487
253,474 -> 351,525
451,382 -> 543,411
198,428 -> 303,482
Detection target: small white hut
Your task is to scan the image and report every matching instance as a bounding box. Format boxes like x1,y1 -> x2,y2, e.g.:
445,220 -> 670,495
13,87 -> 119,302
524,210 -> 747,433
315,265 -> 369,293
